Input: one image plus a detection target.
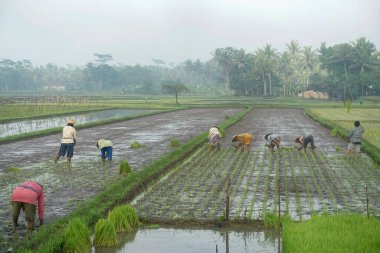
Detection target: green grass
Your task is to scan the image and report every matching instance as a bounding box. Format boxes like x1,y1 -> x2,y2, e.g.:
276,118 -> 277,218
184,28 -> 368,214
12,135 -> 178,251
282,214 -> 380,253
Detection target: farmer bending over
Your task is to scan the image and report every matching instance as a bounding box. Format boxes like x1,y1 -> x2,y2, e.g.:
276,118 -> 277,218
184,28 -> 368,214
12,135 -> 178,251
295,132 -> 315,152
97,139 -> 113,161
232,133 -> 253,152
208,126 -> 222,150
345,121 -> 364,159
11,181 -> 44,231
55,119 -> 77,163
265,133 -> 281,150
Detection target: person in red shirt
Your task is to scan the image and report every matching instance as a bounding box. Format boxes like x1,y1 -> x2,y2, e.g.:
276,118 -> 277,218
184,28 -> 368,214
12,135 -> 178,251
11,181 -> 44,231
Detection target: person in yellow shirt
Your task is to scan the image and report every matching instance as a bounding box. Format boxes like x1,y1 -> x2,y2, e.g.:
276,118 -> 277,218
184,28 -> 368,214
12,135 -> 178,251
232,133 -> 253,152
97,139 -> 113,161
54,119 -> 77,163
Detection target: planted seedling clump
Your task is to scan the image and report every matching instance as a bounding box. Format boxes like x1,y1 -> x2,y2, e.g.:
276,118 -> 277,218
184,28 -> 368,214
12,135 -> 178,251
63,218 -> 91,253
119,160 -> 131,174
170,138 -> 181,147
93,219 -> 118,247
121,204 -> 141,228
130,141 -> 144,149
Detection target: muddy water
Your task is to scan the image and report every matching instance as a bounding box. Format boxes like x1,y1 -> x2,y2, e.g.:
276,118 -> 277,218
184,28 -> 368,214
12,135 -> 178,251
0,109 -> 157,138
93,227 -> 280,253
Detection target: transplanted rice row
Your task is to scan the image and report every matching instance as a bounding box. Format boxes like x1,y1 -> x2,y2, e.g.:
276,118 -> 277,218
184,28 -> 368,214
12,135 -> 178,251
295,151 -> 314,216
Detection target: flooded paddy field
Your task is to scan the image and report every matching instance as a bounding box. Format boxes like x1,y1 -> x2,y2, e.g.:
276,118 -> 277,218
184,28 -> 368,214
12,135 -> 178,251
0,108 -> 241,250
133,109 -> 380,221
92,226 -> 279,253
0,108 -> 159,138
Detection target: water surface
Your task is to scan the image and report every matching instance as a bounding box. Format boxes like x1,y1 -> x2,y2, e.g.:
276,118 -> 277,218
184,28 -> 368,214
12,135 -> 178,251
0,109 -> 157,138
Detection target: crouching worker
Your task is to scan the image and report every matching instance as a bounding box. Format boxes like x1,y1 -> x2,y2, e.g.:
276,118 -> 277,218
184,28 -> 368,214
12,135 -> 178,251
11,181 -> 44,232
232,133 -> 253,152
295,132 -> 315,152
265,133 -> 281,150
97,139 -> 113,161
208,126 -> 222,150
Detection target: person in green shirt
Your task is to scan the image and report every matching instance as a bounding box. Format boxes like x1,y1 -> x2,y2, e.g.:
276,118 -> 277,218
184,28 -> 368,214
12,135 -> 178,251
96,139 -> 113,161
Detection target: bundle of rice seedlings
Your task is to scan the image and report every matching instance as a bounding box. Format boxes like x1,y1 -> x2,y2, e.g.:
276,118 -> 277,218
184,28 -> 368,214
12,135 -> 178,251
330,128 -> 338,137
63,218 -> 91,253
130,141 -> 144,149
120,204 -> 141,228
93,219 -> 118,247
108,206 -> 132,232
119,160 -> 131,174
170,138 -> 181,147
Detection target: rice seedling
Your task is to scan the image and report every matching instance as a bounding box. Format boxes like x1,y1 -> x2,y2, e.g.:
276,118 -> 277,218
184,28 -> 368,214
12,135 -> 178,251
282,214 -> 380,253
170,138 -> 181,147
119,160 -> 131,174
130,141 -> 145,149
63,218 -> 91,253
93,219 -> 118,247
119,204 -> 141,228
108,206 -> 132,232
330,128 -> 338,137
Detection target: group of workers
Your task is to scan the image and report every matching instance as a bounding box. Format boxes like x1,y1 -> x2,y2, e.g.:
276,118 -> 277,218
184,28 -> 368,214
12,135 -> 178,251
11,120 -> 363,232
208,126 -> 316,152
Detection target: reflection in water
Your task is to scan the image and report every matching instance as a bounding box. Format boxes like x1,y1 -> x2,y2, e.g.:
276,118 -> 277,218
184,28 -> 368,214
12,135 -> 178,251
0,109 -> 156,138
93,227 -> 280,253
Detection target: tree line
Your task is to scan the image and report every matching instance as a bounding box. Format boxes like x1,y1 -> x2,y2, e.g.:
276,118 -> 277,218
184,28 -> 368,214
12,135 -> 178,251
1,37 -> 379,98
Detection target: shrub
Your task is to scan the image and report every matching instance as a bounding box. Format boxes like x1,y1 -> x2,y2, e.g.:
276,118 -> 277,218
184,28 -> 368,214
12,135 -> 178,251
63,218 -> 91,253
93,219 -> 118,247
130,141 -> 144,149
170,138 -> 181,147
119,160 -> 131,174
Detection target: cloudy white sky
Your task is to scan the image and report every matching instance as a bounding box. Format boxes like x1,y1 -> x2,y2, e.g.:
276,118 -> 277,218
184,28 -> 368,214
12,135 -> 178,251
0,0 -> 379,66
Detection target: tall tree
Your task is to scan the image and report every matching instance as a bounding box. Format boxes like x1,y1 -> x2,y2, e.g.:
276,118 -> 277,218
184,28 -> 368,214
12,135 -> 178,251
162,80 -> 189,105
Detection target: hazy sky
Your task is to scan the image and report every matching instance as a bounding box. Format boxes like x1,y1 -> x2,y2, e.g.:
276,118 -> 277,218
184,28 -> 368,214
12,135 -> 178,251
0,0 -> 379,66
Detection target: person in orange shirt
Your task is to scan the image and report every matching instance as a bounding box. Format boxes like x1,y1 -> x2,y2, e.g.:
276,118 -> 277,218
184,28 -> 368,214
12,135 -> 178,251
232,133 -> 253,152
11,181 -> 44,231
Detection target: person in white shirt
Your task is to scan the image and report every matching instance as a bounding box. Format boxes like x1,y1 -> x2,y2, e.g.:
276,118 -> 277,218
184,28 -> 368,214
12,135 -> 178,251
264,133 -> 281,150
208,126 -> 222,150
54,119 -> 77,163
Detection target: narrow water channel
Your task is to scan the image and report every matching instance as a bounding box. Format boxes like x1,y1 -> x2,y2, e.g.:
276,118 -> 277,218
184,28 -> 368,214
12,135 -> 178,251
93,227 -> 280,253
0,109 -> 157,138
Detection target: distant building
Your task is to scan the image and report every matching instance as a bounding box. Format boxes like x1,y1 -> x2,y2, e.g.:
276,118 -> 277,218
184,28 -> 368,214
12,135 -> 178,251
298,90 -> 329,99
44,83 -> 66,91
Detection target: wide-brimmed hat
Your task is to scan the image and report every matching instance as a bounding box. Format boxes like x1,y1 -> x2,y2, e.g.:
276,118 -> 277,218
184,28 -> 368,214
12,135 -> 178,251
264,133 -> 272,140
67,119 -> 75,124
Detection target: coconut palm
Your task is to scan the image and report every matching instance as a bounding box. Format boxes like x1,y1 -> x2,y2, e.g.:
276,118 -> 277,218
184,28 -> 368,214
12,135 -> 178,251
299,46 -> 318,87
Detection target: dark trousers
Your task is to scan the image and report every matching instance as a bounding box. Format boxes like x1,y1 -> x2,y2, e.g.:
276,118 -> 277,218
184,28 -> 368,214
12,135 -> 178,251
101,146 -> 113,161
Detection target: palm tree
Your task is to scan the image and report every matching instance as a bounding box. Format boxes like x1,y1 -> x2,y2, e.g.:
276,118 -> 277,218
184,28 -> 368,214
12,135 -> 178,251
278,52 -> 292,96
299,46 -> 318,87
331,43 -> 354,99
263,44 -> 278,95
212,47 -> 235,94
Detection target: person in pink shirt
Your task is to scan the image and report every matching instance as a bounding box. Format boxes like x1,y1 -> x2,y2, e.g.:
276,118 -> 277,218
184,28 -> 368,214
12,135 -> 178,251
11,181 -> 44,231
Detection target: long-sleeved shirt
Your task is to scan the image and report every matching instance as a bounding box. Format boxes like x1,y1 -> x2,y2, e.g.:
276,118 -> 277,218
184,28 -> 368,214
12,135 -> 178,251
97,139 -> 113,149
208,127 -> 221,139
61,125 -> 77,144
348,127 -> 364,144
267,134 -> 280,143
233,133 -> 253,144
11,181 -> 44,222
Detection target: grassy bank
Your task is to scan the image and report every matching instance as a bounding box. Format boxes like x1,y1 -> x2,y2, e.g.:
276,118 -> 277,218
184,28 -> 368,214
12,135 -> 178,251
305,109 -> 380,164
14,106 -> 251,252
282,214 -> 380,253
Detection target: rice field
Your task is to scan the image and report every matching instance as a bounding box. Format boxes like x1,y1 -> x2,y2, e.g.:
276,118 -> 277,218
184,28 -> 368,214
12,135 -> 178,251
133,145 -> 380,222
309,108 -> 380,150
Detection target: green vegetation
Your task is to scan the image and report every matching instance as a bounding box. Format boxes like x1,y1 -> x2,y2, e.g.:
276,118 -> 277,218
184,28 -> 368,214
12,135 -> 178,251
93,219 -> 118,247
282,214 -> 380,253
63,218 -> 91,253
170,138 -> 181,147
119,160 -> 132,174
108,206 -> 132,232
306,108 -> 380,164
130,141 -> 145,149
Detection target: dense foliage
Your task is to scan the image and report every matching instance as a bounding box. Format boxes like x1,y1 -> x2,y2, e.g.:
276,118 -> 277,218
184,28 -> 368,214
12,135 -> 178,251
1,38 -> 379,97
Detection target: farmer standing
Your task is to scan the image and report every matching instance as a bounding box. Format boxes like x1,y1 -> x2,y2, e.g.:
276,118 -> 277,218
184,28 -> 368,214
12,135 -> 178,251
96,139 -> 113,161
208,126 -> 222,150
232,133 -> 253,152
345,121 -> 364,159
295,132 -> 315,152
264,133 -> 281,150
55,119 -> 77,163
11,181 -> 44,231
